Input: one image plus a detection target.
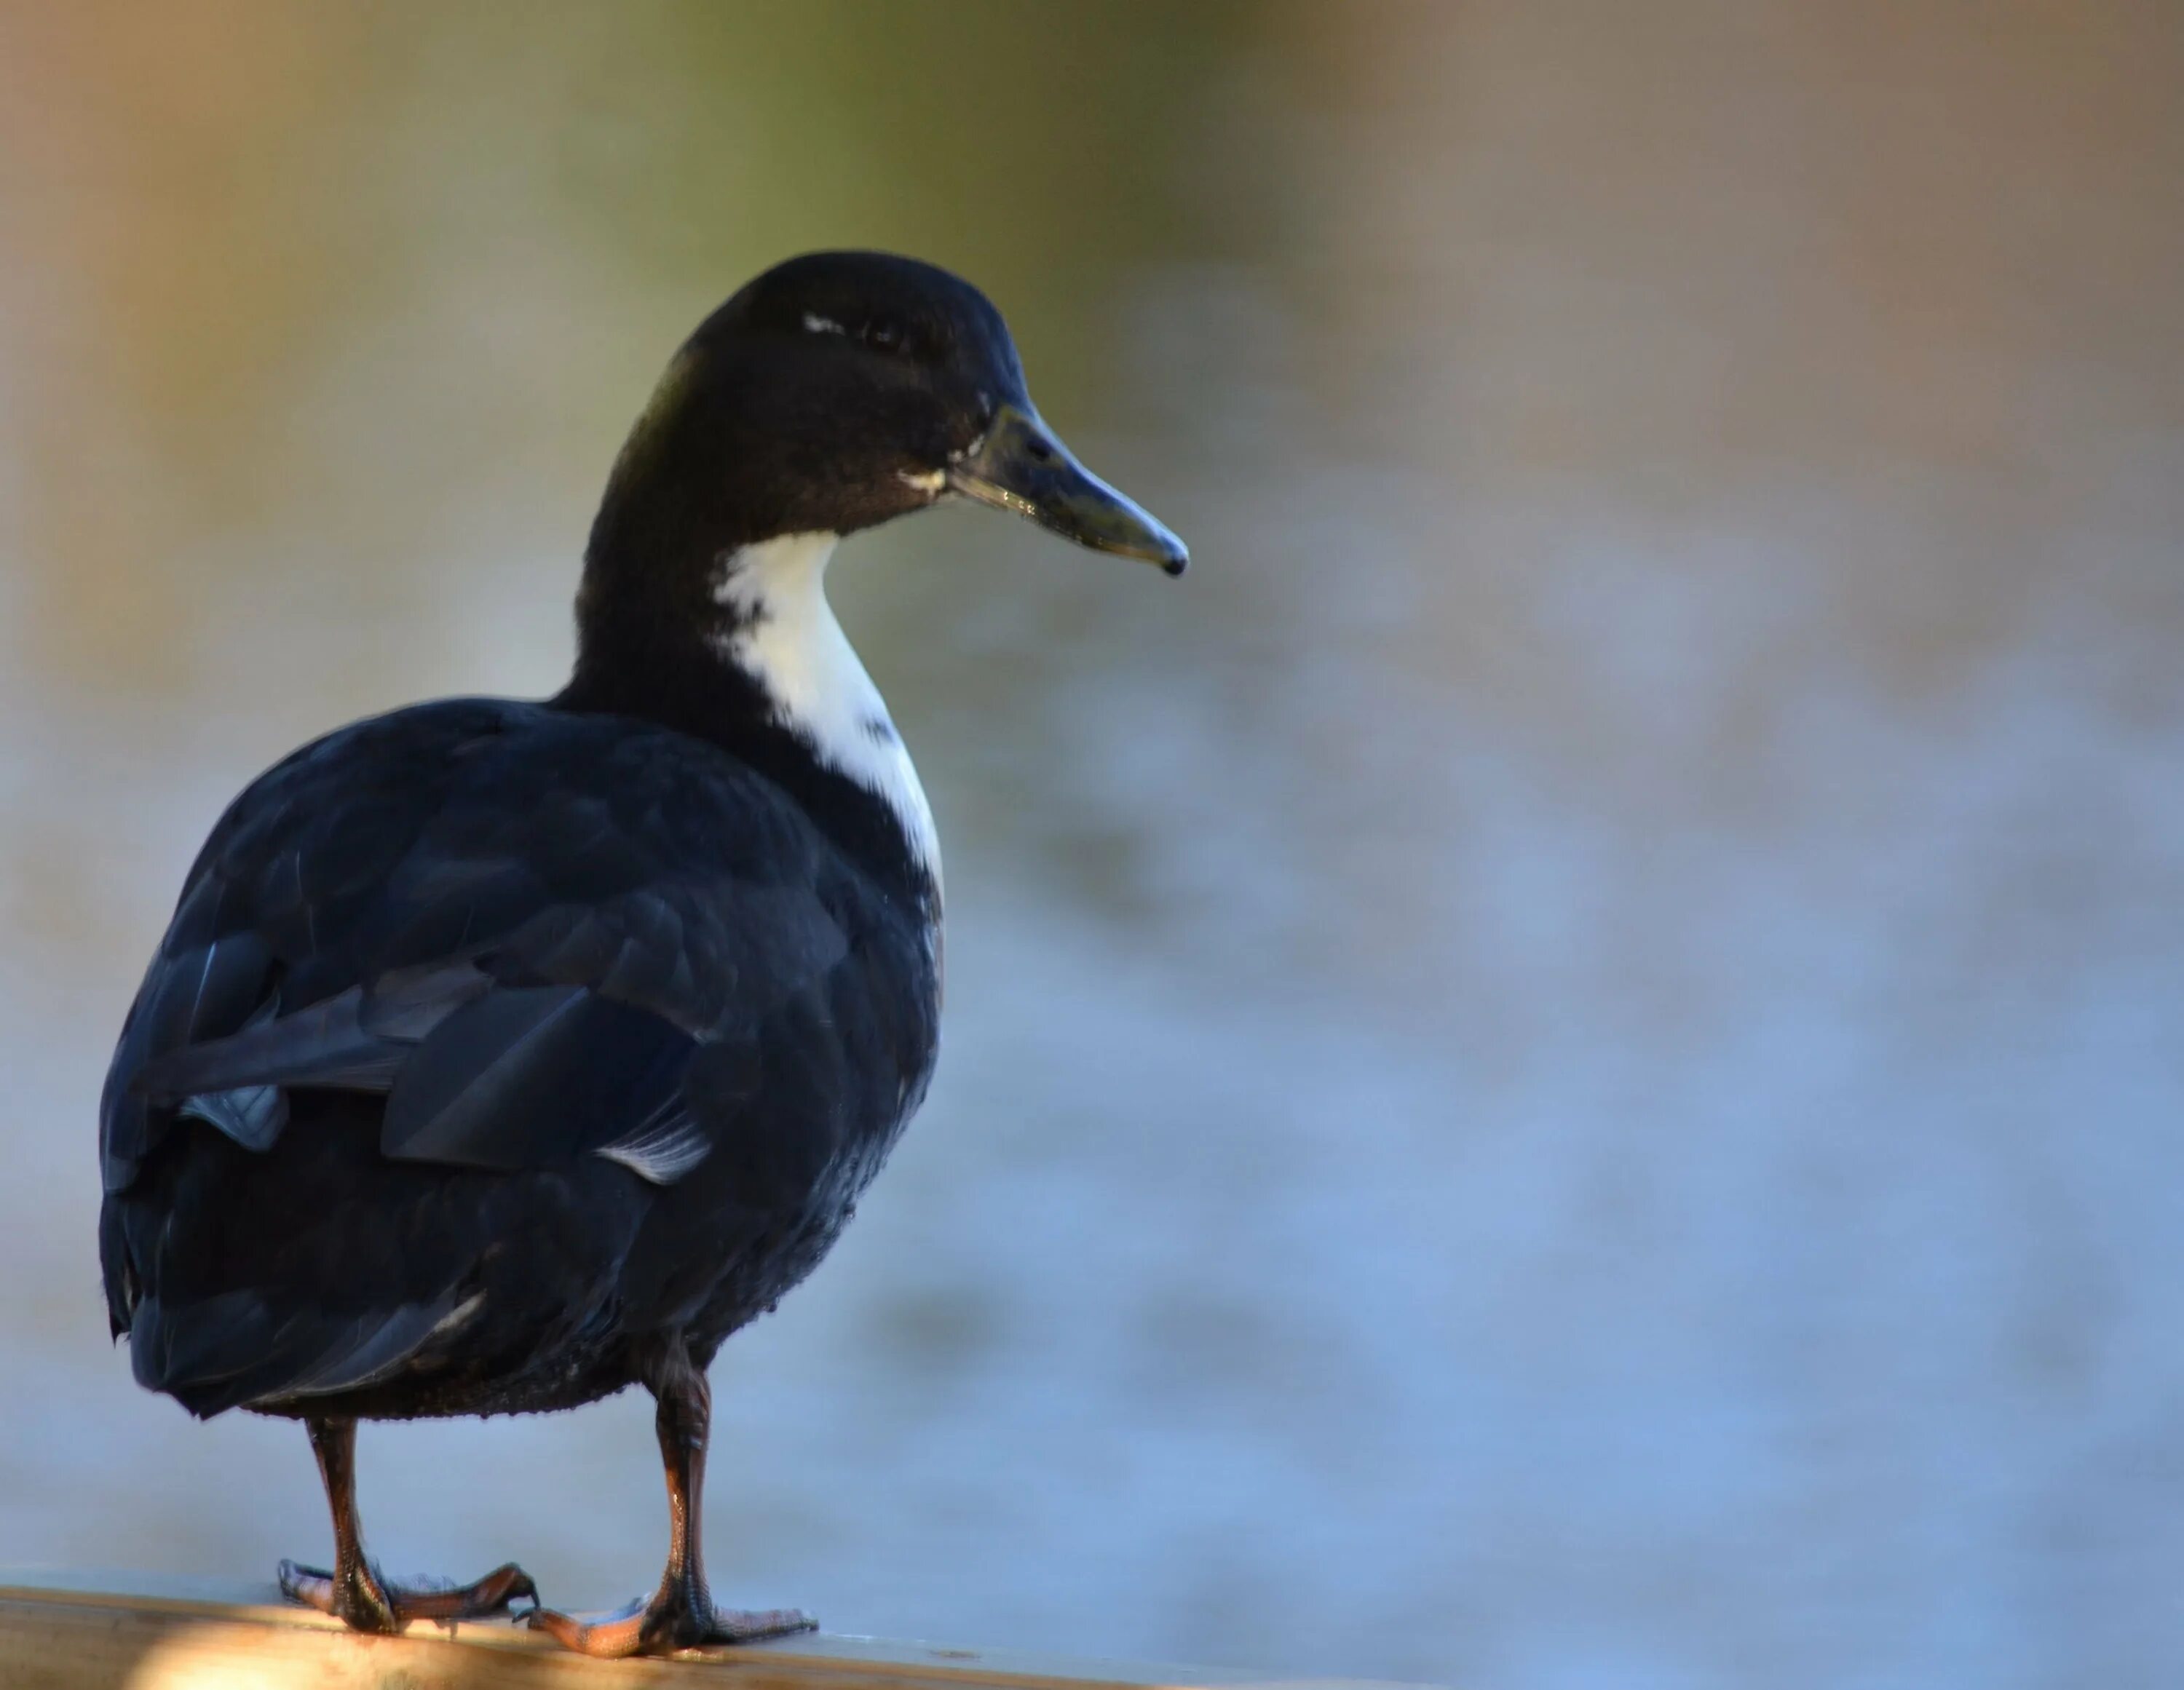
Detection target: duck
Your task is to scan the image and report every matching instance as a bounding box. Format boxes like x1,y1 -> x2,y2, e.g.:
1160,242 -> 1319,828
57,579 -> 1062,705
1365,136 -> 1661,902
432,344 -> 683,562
96,250 -> 1186,1657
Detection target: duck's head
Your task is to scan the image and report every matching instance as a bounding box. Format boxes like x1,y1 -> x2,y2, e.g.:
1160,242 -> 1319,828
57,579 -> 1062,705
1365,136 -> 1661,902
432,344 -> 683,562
587,251 -> 1187,584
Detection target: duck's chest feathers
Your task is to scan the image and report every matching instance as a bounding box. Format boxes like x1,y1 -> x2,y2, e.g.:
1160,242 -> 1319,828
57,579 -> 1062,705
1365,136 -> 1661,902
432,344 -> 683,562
709,532 -> 941,885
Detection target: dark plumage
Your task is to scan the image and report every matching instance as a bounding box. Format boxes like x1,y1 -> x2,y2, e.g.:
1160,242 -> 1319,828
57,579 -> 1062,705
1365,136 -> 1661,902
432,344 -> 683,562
97,251 -> 1184,1655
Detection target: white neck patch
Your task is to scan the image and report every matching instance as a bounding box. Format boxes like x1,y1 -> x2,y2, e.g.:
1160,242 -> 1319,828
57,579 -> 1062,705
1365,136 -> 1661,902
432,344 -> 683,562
713,532 -> 941,883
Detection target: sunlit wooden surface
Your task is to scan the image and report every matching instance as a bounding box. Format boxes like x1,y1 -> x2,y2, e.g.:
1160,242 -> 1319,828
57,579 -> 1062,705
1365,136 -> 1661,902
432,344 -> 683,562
0,1573 -> 1436,1690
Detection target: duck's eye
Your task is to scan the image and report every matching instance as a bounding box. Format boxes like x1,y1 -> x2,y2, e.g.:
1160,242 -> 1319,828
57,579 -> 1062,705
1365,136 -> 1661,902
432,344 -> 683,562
863,320 -> 905,353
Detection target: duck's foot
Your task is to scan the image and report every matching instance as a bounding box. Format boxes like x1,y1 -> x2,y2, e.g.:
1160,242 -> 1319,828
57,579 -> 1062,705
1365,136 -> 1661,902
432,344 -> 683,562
526,1577 -> 815,1657
278,1556 -> 539,1633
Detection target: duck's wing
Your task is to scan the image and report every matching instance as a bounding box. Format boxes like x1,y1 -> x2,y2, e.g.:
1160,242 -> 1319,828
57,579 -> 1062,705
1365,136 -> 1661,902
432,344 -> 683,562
100,698 -> 855,1199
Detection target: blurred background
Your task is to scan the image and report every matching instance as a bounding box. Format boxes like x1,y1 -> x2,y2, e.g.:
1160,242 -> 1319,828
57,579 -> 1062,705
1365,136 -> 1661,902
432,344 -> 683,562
1,3 -> 2180,1686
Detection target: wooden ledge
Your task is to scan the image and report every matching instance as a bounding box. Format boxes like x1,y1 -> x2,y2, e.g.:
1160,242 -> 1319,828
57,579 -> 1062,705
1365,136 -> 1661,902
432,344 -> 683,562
0,1572 -> 1436,1690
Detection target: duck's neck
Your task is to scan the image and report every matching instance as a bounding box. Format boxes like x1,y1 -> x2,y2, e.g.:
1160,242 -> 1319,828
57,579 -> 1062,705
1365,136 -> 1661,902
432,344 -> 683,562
559,531 -> 941,918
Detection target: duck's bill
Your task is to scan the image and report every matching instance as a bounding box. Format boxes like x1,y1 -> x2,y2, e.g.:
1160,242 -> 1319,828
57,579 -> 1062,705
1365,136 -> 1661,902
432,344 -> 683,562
946,404 -> 1187,576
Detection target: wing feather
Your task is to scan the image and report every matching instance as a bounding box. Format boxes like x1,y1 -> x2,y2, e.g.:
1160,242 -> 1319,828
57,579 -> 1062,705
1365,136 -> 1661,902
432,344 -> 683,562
102,700 -> 852,1194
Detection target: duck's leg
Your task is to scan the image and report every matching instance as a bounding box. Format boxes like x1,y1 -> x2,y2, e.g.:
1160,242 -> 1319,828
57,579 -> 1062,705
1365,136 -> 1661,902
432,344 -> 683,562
277,1416 -> 537,1631
528,1345 -> 815,1657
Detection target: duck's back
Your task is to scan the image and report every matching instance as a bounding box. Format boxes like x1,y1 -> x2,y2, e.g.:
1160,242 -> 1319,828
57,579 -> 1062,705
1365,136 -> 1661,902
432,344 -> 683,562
99,697 -> 940,1421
